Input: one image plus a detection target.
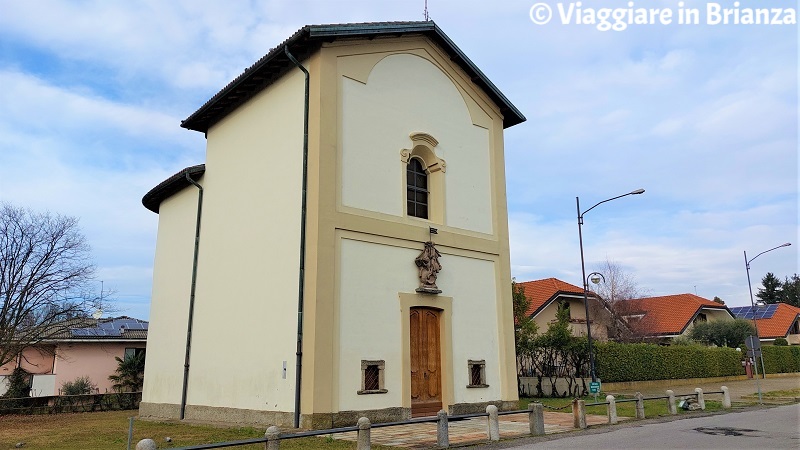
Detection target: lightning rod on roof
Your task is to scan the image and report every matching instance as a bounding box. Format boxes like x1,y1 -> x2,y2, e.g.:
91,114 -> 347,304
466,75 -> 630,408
424,0 -> 430,21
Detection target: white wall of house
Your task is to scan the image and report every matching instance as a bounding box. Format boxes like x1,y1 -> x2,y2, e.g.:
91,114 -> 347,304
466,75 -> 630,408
340,53 -> 494,235
682,307 -> 734,336
441,251 -> 500,405
337,237 -> 501,411
142,182 -> 205,406
143,68 -> 305,413
183,69 -> 306,412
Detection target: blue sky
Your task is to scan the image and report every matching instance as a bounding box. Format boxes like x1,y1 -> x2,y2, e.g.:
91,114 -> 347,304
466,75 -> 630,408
0,0 -> 796,320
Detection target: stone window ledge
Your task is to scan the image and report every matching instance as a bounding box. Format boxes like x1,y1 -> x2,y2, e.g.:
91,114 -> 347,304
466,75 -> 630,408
357,389 -> 388,395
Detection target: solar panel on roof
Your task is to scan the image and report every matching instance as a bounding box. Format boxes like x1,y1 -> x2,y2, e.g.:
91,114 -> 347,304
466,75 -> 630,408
729,304 -> 778,320
70,327 -> 120,337
67,317 -> 148,338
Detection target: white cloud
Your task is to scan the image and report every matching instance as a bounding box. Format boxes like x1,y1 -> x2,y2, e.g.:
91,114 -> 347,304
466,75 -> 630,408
0,0 -> 795,320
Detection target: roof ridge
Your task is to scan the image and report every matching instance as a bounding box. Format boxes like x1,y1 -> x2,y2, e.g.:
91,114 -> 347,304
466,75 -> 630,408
179,21 -> 524,132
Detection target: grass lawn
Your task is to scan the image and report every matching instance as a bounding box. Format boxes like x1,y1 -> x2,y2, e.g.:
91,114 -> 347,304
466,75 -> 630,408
760,388 -> 800,398
0,410 -> 393,450
519,395 -> 723,418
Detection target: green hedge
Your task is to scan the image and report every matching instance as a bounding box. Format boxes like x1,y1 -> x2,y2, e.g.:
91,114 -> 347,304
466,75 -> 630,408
595,343 -> 742,382
761,346 -> 800,374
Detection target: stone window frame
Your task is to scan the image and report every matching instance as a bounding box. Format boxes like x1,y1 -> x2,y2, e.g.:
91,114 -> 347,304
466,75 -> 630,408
400,132 -> 445,224
466,359 -> 489,388
357,359 -> 388,395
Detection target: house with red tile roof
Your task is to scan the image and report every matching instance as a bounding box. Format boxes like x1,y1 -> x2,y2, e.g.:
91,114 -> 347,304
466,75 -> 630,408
618,293 -> 734,341
730,303 -> 800,345
516,278 -> 617,341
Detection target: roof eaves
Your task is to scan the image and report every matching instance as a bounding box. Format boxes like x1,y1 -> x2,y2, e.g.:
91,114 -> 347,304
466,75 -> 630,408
679,307 -> 709,335
528,291 -> 596,319
180,26 -> 314,132
142,164 -> 206,213
528,296 -> 557,319
180,21 -> 525,133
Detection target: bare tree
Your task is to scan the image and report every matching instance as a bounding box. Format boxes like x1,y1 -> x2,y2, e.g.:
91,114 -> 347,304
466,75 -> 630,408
589,259 -> 649,302
588,259 -> 649,342
0,203 -> 99,367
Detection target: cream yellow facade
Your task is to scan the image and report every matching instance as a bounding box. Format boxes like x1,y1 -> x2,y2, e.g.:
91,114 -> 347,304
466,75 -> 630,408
680,307 -> 734,337
141,23 -> 523,428
530,297 -> 611,341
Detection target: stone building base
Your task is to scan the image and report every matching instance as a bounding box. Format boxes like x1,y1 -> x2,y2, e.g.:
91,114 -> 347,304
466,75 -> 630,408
139,400 -> 519,430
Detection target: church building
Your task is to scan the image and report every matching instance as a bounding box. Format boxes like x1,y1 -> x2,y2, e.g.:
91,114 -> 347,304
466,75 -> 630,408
140,21 -> 525,428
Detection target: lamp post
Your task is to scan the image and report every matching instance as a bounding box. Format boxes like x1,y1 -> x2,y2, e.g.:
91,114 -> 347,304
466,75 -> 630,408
578,189 -> 645,383
744,242 -> 791,381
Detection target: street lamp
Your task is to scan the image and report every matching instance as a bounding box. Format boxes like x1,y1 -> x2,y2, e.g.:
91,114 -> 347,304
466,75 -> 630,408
744,242 -> 791,381
578,189 -> 645,383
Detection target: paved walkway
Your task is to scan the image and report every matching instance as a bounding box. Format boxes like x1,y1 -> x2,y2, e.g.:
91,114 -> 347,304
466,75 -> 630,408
334,410 -> 612,448
334,375 -> 799,448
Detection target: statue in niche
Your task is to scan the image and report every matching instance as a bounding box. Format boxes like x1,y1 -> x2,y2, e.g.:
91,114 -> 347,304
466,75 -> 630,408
415,241 -> 442,294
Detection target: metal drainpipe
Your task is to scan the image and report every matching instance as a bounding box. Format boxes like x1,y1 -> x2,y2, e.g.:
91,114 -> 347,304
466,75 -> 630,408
285,45 -> 310,430
180,172 -> 204,420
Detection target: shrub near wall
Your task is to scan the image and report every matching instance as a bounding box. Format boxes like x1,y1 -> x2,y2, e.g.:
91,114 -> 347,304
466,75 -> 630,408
762,346 -> 800,374
595,343 -> 742,382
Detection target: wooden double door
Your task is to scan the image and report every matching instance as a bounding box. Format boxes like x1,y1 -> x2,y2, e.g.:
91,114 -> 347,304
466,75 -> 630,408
410,307 -> 442,417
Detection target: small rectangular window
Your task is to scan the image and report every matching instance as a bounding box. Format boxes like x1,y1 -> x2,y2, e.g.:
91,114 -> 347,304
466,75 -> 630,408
364,365 -> 380,391
470,365 -> 482,386
358,360 -> 387,394
467,360 -> 488,388
124,348 -> 145,359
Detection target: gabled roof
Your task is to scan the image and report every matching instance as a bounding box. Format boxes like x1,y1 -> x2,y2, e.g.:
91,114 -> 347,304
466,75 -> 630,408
181,21 -> 525,132
516,278 -> 595,318
731,303 -> 800,339
621,294 -> 731,336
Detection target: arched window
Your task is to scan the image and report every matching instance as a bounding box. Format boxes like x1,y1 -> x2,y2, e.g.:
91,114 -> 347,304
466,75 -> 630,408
407,158 -> 429,219
401,132 -> 444,222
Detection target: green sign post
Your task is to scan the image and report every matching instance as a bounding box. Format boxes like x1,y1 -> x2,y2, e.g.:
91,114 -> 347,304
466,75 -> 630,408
589,381 -> 601,394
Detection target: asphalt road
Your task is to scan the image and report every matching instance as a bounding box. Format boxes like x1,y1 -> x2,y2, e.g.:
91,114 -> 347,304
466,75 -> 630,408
471,403 -> 800,449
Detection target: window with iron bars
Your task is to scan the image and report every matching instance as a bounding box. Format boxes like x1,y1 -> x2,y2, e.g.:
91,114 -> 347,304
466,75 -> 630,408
358,360 -> 387,394
467,359 -> 488,388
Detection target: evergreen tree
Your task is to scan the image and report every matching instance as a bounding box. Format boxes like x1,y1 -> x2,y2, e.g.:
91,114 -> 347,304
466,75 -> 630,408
511,280 -> 538,356
781,274 -> 800,307
756,272 -> 783,304
1,367 -> 31,399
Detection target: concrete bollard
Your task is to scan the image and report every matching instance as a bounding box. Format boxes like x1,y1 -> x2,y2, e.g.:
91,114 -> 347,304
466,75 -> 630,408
135,439 -> 157,450
486,405 -> 500,441
572,398 -> 587,429
666,389 -> 677,415
528,402 -> 545,436
606,395 -> 618,425
695,388 -> 705,410
357,417 -> 371,450
437,409 -> 449,448
635,392 -> 645,419
721,386 -> 731,408
265,426 -> 280,450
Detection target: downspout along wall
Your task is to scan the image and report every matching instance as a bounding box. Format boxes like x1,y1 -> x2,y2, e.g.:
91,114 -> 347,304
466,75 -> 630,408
285,45 -> 310,430
180,172 -> 203,420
